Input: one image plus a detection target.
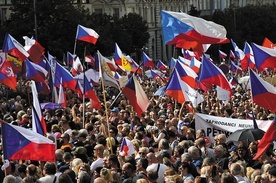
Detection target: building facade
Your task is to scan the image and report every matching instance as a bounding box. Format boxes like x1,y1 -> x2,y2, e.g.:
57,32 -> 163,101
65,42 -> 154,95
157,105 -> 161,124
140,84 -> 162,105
1,0 -> 275,61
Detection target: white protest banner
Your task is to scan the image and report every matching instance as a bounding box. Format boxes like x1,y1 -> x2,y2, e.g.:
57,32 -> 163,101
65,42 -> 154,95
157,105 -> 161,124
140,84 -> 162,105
216,86 -> 230,101
195,113 -> 272,143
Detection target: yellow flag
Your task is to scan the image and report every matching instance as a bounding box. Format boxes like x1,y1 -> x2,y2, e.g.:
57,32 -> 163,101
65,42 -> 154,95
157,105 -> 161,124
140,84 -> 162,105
121,56 -> 132,71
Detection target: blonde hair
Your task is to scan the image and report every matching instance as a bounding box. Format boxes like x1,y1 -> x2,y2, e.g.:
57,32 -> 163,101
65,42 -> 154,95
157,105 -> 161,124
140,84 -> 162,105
136,178 -> 148,183
100,168 -> 113,182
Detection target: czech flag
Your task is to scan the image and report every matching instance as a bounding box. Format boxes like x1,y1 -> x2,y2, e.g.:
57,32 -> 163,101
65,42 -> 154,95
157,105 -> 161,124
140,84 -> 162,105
119,137 -> 135,156
23,36 -> 44,64
30,80 -> 47,135
83,75 -> 101,109
251,42 -> 276,71
71,56 -> 83,76
249,69 -> 276,112
231,39 -> 246,64
165,69 -> 203,106
2,34 -> 29,61
253,117 -> 276,160
25,59 -> 47,82
230,61 -> 242,74
0,60 -> 17,90
32,106 -> 46,136
67,51 -> 76,66
244,42 -> 255,70
229,50 -> 235,60
198,56 -> 231,95
170,57 -> 177,69
57,78 -> 67,108
161,10 -> 229,53
157,60 -> 168,70
150,69 -> 160,79
122,75 -> 149,117
1,122 -> 55,162
142,52 -> 154,69
219,50 -> 227,59
76,24 -> 99,45
54,62 -> 77,91
174,60 -> 198,88
189,57 -> 201,74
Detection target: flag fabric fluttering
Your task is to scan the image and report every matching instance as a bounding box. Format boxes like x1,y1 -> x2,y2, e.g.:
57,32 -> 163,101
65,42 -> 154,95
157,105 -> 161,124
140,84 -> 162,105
229,50 -> 236,60
54,62 -> 77,91
31,106 -> 45,136
231,39 -> 246,64
0,60 -> 17,90
76,24 -> 99,44
174,60 -> 198,88
119,137 -> 135,156
219,50 -> 227,59
251,42 -> 276,71
253,117 -> 276,160
1,122 -> 55,162
58,78 -> 67,108
165,69 -> 203,106
2,34 -> 29,61
244,42 -> 255,70
161,10 -> 229,53
262,37 -> 276,49
249,69 -> 276,112
198,56 -> 231,95
67,51 -> 76,66
71,56 -> 83,76
150,69 -> 160,79
122,75 -> 149,117
25,59 -> 47,82
142,52 -> 154,69
83,74 -> 101,109
157,60 -> 168,70
98,51 -> 120,89
230,61 -> 242,74
23,36 -> 44,63
114,43 -> 132,71
30,80 -> 47,135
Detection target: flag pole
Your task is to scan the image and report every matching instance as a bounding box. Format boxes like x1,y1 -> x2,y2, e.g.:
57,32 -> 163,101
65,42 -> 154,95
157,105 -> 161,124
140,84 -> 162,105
73,39 -> 77,55
82,46 -> 87,128
98,50 -> 113,155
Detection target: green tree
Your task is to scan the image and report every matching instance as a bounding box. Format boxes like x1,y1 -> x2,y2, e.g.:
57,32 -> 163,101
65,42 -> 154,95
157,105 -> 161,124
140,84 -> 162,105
116,13 -> 150,56
1,0 -> 90,59
188,4 -> 201,17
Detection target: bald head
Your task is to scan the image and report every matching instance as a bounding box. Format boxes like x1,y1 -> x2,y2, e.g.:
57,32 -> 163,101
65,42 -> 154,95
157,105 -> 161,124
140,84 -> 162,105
94,177 -> 107,183
147,152 -> 157,164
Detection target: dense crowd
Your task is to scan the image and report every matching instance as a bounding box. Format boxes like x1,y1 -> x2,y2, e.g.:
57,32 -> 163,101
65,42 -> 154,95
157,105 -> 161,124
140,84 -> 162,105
0,70 -> 276,183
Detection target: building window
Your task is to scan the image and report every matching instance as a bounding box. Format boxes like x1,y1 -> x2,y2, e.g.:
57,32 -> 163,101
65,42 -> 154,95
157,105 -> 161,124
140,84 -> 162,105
1,8 -> 7,24
94,9 -> 102,14
113,8 -> 119,18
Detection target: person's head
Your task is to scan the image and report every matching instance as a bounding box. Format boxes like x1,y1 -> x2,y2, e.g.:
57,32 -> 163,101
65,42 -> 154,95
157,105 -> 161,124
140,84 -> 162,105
196,129 -> 206,139
94,177 -> 107,183
43,162 -> 57,175
3,175 -> 16,183
17,164 -> 27,179
100,168 -> 113,182
93,144 -> 104,158
26,164 -> 37,176
188,146 -> 201,160
122,162 -> 136,179
60,133 -> 70,144
147,170 -> 158,182
137,158 -> 148,171
77,171 -> 91,183
58,173 -> 74,183
139,147 -> 149,158
173,145 -> 184,158
214,145 -> 226,158
268,165 -> 276,182
146,152 -> 157,165
230,163 -> 241,176
179,161 -> 191,175
221,172 -> 237,183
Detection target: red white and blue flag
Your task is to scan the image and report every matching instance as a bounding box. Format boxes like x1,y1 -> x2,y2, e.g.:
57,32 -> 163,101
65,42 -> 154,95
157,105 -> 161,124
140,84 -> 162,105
161,10 -> 229,53
1,122 -> 55,162
198,56 -> 231,95
156,60 -> 168,70
219,50 -> 227,59
142,52 -> 154,69
243,42 -> 255,70
174,60 -> 198,88
2,34 -> 29,61
119,137 -> 135,156
251,42 -> 276,71
249,69 -> 276,112
54,62 -> 77,91
76,24 -> 99,44
122,75 -> 149,117
57,78 -> 67,108
83,75 -> 101,109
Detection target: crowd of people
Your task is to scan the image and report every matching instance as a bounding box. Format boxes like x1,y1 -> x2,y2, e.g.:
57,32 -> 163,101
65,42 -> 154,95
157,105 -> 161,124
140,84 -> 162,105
0,70 -> 276,183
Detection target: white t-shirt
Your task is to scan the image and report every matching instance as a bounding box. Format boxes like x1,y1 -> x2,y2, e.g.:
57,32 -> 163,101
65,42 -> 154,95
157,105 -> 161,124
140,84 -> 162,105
146,163 -> 168,183
90,158 -> 103,172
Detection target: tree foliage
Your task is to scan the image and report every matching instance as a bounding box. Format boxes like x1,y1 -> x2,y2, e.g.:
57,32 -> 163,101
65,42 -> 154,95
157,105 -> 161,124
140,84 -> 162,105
1,1 -> 149,60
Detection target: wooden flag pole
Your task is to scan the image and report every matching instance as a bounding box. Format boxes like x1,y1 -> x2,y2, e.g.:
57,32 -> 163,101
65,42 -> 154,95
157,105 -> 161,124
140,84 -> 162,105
98,50 -> 113,155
